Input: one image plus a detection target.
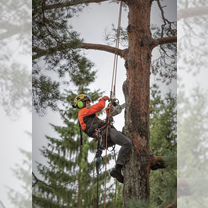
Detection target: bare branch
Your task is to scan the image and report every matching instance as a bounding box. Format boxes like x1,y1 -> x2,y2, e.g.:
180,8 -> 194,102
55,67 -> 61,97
178,7 -> 208,20
45,0 -> 109,10
33,42 -> 126,60
156,0 -> 175,38
80,42 -> 126,58
152,36 -> 177,48
156,0 -> 170,24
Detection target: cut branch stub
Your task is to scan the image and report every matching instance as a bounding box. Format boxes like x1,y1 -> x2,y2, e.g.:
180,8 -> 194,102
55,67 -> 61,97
150,156 -> 166,170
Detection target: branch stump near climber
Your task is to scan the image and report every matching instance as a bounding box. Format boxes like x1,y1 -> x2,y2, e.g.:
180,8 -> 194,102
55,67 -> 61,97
73,94 -> 132,183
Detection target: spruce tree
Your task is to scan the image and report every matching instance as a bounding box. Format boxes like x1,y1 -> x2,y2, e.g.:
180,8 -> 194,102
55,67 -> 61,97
33,59 -> 119,207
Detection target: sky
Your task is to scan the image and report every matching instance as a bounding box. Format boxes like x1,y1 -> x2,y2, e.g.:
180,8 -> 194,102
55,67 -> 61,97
33,0 -> 177,176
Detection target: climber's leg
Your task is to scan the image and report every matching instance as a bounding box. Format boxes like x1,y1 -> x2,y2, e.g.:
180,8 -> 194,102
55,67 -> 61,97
108,128 -> 132,183
109,127 -> 132,166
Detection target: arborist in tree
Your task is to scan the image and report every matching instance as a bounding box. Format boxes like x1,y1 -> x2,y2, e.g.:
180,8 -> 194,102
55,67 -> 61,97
73,94 -> 132,183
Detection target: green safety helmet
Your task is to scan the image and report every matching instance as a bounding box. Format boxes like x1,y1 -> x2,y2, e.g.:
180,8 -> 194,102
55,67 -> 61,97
73,94 -> 91,109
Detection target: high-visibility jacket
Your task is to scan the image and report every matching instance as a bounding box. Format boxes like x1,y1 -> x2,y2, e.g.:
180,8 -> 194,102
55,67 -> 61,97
78,99 -> 107,136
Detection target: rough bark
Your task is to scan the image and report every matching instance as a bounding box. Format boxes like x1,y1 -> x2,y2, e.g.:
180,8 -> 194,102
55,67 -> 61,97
123,0 -> 152,206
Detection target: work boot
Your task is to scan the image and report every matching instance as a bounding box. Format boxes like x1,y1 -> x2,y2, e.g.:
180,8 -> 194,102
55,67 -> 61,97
110,164 -> 124,183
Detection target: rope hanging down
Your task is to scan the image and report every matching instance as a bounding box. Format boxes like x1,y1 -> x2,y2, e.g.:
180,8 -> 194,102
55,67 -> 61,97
110,1 -> 123,99
103,2 -> 123,208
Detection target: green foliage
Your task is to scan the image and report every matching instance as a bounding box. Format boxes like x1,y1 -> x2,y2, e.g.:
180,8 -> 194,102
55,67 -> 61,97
32,75 -> 60,114
127,199 -> 149,208
149,85 -> 177,208
151,24 -> 177,85
32,0 -> 95,114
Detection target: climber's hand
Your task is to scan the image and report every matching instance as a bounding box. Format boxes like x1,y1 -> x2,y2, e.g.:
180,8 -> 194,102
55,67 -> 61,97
102,96 -> 110,101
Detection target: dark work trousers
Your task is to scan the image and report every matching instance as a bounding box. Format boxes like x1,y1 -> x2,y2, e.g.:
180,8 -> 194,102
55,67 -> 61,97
101,127 -> 132,166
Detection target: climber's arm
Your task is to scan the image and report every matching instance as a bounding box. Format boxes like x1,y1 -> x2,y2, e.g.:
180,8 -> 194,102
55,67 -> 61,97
85,96 -> 109,116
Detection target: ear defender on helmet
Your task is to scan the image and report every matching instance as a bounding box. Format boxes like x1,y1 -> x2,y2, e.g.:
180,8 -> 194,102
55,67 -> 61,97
77,101 -> 84,109
73,94 -> 91,109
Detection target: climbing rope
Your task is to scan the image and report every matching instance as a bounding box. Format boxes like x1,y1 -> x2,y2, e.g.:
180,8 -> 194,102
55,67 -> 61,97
104,2 -> 123,208
110,1 -> 123,99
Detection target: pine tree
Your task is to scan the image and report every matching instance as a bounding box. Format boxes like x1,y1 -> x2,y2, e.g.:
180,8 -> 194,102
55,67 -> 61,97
32,0 -> 86,113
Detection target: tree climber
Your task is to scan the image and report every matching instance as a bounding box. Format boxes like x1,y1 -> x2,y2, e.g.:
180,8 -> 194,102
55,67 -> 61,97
73,94 -> 132,183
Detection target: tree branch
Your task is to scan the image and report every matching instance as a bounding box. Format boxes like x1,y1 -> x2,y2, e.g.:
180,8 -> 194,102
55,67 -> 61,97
32,171 -> 53,188
150,156 -> 166,170
33,42 -> 126,60
152,36 -> 177,48
156,0 -> 175,38
178,7 -> 208,20
45,0 -> 109,10
80,43 -> 126,58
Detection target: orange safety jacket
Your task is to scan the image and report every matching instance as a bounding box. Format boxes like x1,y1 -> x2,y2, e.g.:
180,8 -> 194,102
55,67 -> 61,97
78,99 -> 107,137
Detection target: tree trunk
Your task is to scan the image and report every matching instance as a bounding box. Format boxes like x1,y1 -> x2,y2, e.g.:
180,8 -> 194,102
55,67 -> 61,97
123,1 -> 152,206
